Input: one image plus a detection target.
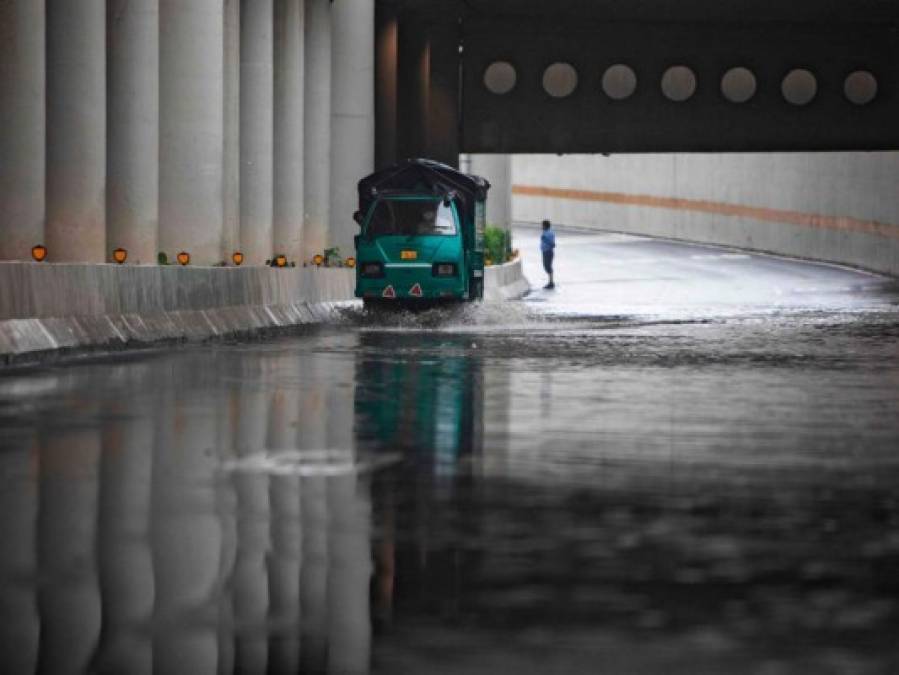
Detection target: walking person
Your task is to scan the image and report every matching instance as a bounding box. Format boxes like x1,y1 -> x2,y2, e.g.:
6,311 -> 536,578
540,219 -> 556,289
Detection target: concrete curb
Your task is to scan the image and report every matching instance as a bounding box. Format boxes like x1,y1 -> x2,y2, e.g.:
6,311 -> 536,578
0,263 -> 355,365
484,258 -> 530,302
0,259 -> 529,365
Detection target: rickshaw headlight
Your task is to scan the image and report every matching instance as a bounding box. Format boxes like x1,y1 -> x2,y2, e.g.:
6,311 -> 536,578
360,262 -> 384,277
432,262 -> 457,277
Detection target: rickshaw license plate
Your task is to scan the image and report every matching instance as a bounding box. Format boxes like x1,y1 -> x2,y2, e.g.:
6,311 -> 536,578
400,250 -> 417,260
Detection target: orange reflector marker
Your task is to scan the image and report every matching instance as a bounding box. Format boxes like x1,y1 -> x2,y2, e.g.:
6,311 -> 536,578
382,285 -> 396,299
409,283 -> 423,297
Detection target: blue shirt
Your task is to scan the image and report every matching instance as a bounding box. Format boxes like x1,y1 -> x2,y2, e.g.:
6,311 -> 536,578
540,229 -> 556,253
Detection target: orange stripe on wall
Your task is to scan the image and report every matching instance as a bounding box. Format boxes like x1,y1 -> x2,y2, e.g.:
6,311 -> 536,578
512,184 -> 899,240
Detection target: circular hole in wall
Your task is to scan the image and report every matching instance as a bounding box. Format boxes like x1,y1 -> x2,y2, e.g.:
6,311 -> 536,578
781,69 -> 817,106
843,70 -> 877,105
601,64 -> 638,100
542,62 -> 578,98
661,65 -> 697,102
720,67 -> 757,103
483,61 -> 517,95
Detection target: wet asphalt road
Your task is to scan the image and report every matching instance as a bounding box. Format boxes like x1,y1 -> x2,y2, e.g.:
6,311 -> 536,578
1,226 -> 899,674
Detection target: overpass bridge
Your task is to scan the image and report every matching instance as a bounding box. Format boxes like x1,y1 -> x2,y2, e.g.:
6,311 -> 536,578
386,0 -> 899,157
1,0 -> 898,272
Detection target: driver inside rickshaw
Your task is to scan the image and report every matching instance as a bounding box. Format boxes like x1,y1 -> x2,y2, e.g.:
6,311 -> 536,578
367,199 -> 457,238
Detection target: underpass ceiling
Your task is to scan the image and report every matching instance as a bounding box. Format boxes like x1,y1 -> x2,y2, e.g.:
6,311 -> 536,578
392,0 -> 899,23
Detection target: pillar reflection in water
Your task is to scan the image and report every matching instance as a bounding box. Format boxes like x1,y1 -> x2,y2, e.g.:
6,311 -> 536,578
266,353 -> 302,672
232,359 -> 270,673
0,428 -> 39,675
151,370 -> 222,675
96,365 -> 156,674
300,350 -> 333,672
37,427 -> 103,675
0,344 -> 378,674
326,351 -> 370,674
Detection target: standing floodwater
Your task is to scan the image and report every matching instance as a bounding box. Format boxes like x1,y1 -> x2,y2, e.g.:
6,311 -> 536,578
1,228 -> 898,674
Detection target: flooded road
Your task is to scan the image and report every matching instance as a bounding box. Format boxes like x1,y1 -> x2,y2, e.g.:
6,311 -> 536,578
2,227 -> 899,674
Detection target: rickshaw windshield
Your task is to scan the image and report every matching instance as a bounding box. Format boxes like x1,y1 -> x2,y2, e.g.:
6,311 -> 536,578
366,199 -> 457,237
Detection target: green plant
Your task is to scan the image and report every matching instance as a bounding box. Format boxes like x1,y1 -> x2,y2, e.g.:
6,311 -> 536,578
157,251 -> 169,265
324,246 -> 341,267
484,226 -> 507,265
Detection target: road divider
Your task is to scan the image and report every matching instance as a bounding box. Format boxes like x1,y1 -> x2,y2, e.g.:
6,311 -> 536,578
0,258 -> 528,364
0,263 -> 354,365
484,258 -> 530,302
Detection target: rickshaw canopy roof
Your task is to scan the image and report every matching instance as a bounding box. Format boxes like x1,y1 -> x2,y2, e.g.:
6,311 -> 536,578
357,159 -> 490,223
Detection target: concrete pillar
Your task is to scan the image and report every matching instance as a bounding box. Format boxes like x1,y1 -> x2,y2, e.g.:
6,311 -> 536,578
46,0 -> 106,263
469,154 -> 513,234
330,0 -> 375,255
273,0 -> 305,263
107,0 -> 159,265
396,16 -> 429,161
223,0 -> 241,260
395,16 -> 459,167
374,5 -> 398,169
159,0 -> 225,266
425,22 -> 460,168
0,0 -> 45,261
303,0 -> 331,262
240,0 -> 275,265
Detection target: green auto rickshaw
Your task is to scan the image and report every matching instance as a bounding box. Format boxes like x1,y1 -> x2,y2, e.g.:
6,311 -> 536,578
354,159 -> 490,308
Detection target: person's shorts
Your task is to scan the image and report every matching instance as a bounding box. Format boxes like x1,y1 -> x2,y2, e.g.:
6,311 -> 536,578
542,250 -> 554,274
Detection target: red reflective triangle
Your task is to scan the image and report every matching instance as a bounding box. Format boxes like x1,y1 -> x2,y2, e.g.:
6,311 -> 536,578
382,285 -> 396,298
409,283 -> 423,297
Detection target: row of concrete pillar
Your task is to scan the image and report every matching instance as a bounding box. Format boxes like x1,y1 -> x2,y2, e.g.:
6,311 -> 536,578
0,0 -> 374,266
0,354 -> 371,674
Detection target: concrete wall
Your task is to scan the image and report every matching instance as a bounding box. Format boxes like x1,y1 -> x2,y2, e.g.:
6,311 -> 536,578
484,258 -> 529,302
0,264 -> 354,362
513,152 -> 899,276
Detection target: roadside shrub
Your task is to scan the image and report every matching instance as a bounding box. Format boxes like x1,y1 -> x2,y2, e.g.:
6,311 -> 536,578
484,226 -> 512,265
